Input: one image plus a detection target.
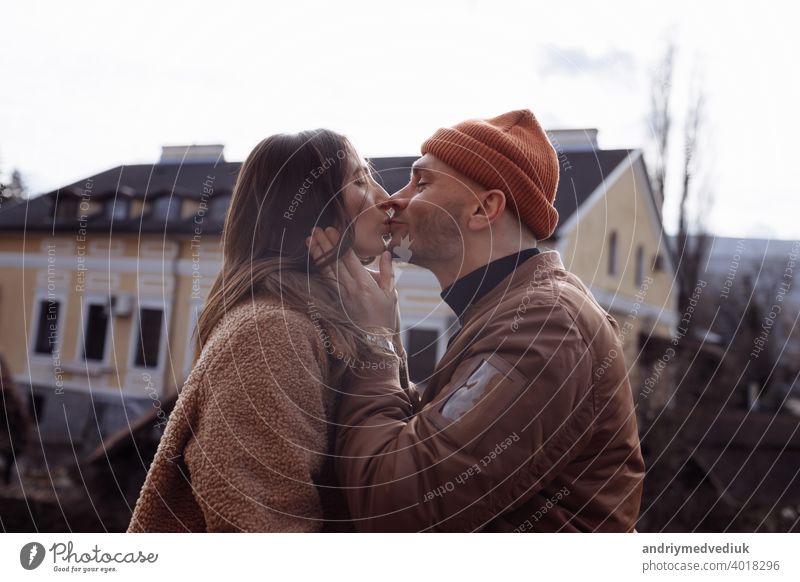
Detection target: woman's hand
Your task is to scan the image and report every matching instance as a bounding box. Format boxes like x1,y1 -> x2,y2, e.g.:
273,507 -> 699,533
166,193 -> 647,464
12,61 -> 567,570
306,227 -> 397,330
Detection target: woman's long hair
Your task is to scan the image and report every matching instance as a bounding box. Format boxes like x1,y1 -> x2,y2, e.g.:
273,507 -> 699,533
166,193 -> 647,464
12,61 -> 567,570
194,129 -> 382,384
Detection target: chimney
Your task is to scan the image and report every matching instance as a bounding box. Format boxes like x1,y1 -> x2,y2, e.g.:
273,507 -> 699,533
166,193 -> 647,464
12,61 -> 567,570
546,129 -> 599,152
159,144 -> 225,164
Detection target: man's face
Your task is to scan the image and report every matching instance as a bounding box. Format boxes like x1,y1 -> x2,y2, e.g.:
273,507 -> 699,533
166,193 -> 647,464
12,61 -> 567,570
386,154 -> 479,267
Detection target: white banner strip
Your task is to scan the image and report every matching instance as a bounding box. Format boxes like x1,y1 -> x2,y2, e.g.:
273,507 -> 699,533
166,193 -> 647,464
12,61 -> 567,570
1,533 -> 797,581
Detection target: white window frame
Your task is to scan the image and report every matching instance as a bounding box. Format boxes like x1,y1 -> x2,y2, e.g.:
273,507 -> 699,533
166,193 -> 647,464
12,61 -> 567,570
208,194 -> 230,222
28,291 -> 68,362
400,315 -> 451,384
127,298 -> 169,374
183,299 -> 204,381
608,231 -> 618,276
75,293 -> 115,365
105,197 -> 129,221
635,245 -> 645,287
152,196 -> 181,221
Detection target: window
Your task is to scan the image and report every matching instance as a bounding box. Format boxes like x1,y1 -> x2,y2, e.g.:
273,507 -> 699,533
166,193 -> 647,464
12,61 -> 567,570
152,196 -> 181,221
406,328 -> 439,383
55,197 -> 78,220
81,298 -> 114,361
183,301 -> 203,379
208,195 -> 230,223
34,299 -> 60,355
635,245 -> 645,286
104,198 -> 129,221
134,307 -> 164,368
607,231 -> 618,276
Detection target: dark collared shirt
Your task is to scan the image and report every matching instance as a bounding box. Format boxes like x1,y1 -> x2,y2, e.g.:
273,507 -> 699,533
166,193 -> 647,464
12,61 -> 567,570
441,247 -> 541,323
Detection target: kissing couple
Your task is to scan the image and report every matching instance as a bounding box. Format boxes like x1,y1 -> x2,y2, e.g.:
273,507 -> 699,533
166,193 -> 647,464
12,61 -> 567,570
128,109 -> 645,533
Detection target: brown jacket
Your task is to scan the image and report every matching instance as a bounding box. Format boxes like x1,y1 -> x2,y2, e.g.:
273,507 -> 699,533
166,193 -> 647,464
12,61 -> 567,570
128,297 -> 346,532
336,250 -> 645,532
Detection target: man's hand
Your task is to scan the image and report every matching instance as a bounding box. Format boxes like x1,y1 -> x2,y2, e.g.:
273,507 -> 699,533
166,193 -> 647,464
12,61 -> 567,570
306,226 -> 397,331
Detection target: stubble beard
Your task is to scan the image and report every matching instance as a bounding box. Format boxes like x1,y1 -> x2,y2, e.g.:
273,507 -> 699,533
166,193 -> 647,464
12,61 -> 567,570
401,204 -> 462,270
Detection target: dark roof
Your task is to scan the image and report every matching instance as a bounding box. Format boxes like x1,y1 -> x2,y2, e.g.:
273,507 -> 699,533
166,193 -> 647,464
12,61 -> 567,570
0,151 -> 633,237
0,161 -> 241,234
551,149 -> 632,235
62,161 -> 242,200
369,156 -> 417,193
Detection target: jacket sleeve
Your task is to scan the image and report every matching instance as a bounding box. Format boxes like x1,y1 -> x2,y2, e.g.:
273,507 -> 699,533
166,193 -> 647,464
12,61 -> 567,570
390,305 -> 421,412
335,303 -> 597,532
184,311 -> 329,532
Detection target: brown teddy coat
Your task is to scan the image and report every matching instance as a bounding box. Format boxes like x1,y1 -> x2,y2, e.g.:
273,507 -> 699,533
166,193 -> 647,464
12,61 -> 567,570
128,296 -> 346,532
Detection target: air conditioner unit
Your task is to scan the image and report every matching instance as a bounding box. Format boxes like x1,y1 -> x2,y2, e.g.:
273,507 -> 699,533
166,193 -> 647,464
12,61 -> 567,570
113,293 -> 133,317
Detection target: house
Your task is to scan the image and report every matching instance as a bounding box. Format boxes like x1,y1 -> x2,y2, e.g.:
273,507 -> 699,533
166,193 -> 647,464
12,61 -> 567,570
0,145 -> 237,457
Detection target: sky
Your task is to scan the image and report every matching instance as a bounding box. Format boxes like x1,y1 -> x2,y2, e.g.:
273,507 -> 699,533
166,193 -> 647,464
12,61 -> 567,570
1,0 -> 798,239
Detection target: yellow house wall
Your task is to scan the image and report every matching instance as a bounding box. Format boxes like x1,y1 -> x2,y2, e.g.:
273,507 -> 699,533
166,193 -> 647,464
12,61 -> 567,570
0,232 -> 221,399
560,164 -> 674,309
557,160 -> 678,384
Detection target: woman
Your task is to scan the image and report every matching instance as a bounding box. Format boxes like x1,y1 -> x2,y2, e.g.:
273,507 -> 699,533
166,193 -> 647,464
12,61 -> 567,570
128,129 -> 408,532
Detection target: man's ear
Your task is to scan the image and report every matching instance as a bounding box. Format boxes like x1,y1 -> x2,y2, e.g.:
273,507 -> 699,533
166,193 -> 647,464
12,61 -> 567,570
467,189 -> 507,231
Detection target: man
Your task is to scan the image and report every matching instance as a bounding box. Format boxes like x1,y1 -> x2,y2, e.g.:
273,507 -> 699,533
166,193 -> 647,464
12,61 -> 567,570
327,110 -> 644,531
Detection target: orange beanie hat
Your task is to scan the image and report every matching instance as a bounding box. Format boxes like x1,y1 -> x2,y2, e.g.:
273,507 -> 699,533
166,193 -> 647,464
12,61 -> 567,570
420,109 -> 560,239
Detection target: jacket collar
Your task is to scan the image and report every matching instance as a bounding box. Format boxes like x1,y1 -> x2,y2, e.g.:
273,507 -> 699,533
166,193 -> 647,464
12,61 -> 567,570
458,249 -> 566,325
440,248 -> 541,322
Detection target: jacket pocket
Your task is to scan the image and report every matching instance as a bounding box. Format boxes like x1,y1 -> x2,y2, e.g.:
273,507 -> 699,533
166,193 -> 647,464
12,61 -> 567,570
429,354 -> 529,456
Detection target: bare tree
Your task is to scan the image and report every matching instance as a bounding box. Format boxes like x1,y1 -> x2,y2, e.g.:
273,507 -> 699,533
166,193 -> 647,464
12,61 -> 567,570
674,85 -> 712,317
0,148 -> 28,203
648,44 -> 713,317
649,43 -> 674,211
721,258 -> 793,407
0,169 -> 27,202
640,47 -> 720,532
